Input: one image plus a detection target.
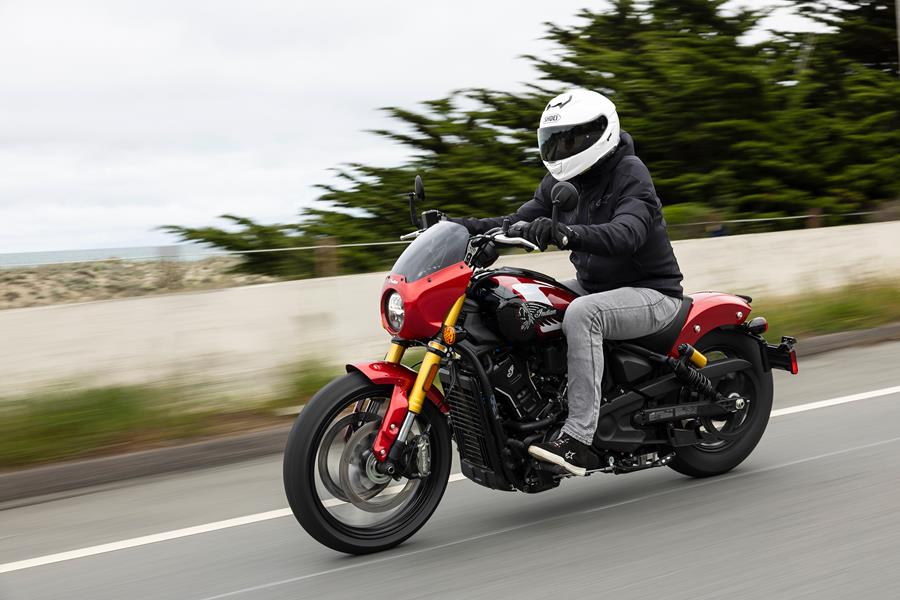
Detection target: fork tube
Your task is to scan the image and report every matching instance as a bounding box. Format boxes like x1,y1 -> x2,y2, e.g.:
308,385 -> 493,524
385,342 -> 406,364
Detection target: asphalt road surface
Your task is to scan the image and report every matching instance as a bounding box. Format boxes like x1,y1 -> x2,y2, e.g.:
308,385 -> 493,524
2,341 -> 900,600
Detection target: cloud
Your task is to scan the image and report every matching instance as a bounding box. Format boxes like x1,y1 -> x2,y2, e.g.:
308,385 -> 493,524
0,0 -> 817,252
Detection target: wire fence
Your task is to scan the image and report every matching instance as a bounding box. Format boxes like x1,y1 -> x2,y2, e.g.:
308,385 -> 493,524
666,210 -> 880,227
0,210 -> 891,268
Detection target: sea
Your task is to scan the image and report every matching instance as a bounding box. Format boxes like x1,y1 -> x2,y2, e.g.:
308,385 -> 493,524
0,245 -> 220,268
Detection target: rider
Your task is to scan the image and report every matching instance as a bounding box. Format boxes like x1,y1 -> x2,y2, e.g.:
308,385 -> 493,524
450,89 -> 684,476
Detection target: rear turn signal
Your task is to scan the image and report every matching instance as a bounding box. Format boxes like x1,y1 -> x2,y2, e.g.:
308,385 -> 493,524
746,316 -> 768,335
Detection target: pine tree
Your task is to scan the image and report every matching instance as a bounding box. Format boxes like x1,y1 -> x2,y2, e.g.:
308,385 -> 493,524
166,0 -> 900,277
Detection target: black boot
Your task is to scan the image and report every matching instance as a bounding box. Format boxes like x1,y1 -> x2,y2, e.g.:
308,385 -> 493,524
528,433 -> 592,476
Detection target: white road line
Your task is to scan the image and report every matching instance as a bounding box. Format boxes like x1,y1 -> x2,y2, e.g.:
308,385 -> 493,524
197,434 -> 900,600
0,473 -> 467,575
2,384 -> 899,576
770,385 -> 900,417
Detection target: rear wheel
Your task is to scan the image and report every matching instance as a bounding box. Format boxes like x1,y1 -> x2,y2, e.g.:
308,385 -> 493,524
283,371 -> 452,554
668,330 -> 773,478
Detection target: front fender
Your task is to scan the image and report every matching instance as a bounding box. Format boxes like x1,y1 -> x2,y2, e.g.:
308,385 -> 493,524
346,361 -> 448,461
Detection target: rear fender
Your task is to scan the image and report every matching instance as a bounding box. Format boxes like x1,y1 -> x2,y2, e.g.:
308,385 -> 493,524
346,361 -> 448,461
674,292 -> 752,354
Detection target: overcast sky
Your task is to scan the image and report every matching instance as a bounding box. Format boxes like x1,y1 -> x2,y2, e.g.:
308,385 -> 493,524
0,1 -> 817,253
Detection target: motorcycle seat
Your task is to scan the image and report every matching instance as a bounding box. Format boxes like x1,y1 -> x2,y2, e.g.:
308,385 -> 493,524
627,296 -> 693,355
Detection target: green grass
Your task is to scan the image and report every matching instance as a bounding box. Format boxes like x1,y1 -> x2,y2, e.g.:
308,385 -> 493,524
0,386 -> 212,469
2,280 -> 898,470
752,280 -> 900,342
266,360 -> 342,409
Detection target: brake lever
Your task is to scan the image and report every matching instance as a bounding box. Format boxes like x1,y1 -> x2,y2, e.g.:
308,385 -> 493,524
493,233 -> 539,252
399,230 -> 423,241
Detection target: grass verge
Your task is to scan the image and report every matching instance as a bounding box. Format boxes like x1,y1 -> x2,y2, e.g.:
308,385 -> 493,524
2,280 -> 898,470
751,280 -> 900,342
0,386 -> 215,469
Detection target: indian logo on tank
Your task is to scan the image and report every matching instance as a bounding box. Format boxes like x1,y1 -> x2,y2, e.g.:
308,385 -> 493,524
517,302 -> 559,333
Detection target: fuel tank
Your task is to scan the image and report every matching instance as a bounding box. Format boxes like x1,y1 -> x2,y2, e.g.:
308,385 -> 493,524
470,268 -> 578,343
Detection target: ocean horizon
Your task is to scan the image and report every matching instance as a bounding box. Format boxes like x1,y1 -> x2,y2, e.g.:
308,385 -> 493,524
0,245 -> 219,268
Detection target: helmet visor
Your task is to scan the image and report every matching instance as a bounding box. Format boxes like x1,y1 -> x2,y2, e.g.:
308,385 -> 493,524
538,115 -> 609,162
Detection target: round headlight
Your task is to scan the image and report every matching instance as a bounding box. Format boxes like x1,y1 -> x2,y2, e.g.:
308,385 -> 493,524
385,291 -> 405,333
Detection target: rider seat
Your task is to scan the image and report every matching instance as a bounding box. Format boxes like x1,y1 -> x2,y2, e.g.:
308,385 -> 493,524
627,296 -> 693,355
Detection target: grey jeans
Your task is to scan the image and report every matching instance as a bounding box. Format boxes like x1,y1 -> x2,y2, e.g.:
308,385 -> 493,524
560,281 -> 682,445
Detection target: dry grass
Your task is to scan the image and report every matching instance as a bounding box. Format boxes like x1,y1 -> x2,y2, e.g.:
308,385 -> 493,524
0,257 -> 276,310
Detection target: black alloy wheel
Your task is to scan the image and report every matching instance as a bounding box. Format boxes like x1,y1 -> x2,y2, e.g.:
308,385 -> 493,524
283,371 -> 452,554
668,329 -> 774,478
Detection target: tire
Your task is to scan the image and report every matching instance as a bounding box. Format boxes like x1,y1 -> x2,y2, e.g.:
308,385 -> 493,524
283,371 -> 452,554
668,329 -> 773,478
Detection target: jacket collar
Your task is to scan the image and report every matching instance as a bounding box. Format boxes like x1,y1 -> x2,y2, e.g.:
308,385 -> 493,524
575,131 -> 634,185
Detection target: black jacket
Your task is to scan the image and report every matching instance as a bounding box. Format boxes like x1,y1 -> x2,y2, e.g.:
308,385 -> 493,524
455,132 -> 684,298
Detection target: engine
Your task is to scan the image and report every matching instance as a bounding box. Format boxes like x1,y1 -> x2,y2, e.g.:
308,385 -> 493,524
484,345 -> 567,423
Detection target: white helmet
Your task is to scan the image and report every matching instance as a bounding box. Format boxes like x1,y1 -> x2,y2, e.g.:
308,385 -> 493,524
537,89 -> 620,181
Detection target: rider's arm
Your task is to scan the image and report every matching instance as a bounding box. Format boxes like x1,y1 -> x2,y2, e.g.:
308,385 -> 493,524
568,174 -> 654,256
449,177 -> 552,234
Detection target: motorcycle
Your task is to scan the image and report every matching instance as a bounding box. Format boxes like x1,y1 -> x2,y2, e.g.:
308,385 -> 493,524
283,176 -> 798,554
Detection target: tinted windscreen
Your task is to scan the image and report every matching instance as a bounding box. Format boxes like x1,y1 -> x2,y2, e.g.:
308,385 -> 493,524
392,220 -> 470,283
538,115 -> 608,162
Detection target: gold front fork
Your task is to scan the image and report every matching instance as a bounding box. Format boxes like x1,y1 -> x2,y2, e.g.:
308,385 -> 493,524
384,342 -> 406,364
400,294 -> 466,415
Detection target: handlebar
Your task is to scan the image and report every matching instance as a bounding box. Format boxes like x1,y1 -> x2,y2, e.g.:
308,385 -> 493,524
399,223 -> 540,252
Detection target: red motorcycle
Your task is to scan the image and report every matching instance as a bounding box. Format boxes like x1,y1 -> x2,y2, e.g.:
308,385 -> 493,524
283,176 -> 798,554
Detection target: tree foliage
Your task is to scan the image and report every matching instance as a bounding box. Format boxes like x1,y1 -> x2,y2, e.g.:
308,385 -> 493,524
166,0 -> 900,277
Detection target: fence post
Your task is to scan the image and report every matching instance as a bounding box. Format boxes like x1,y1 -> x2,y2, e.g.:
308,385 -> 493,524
806,207 -> 823,228
156,245 -> 183,289
315,237 -> 339,278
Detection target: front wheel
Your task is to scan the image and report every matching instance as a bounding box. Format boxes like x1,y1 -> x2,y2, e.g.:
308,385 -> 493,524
283,371 -> 452,554
668,329 -> 773,478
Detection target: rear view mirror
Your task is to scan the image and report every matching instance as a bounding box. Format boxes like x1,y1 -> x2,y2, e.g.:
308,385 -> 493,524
550,181 -> 578,212
414,175 -> 425,202
408,175 -> 426,228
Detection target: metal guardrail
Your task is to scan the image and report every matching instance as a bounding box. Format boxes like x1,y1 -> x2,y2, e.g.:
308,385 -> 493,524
0,211 -> 888,268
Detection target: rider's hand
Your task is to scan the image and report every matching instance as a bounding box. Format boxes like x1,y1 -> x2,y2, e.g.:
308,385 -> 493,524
516,217 -> 579,251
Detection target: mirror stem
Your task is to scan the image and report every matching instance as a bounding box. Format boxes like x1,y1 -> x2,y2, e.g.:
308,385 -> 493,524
408,192 -> 420,228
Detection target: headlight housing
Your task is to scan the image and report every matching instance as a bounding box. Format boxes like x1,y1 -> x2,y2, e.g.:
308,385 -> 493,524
384,291 -> 405,333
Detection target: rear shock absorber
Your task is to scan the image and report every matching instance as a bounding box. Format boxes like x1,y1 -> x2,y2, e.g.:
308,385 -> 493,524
668,344 -> 727,403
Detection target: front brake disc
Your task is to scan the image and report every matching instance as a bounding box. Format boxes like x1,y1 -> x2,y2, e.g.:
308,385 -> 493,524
338,422 -> 417,513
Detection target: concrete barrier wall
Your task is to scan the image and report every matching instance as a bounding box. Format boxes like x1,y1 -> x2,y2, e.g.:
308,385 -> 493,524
2,222 -> 898,398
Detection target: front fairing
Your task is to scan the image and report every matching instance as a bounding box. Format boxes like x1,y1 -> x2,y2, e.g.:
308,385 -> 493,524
391,221 -> 470,283
381,222 -> 473,339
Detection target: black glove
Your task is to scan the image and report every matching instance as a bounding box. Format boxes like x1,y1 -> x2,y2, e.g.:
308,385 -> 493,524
512,217 -> 579,251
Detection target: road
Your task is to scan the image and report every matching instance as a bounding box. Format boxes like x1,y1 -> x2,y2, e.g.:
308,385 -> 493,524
2,341 -> 900,600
